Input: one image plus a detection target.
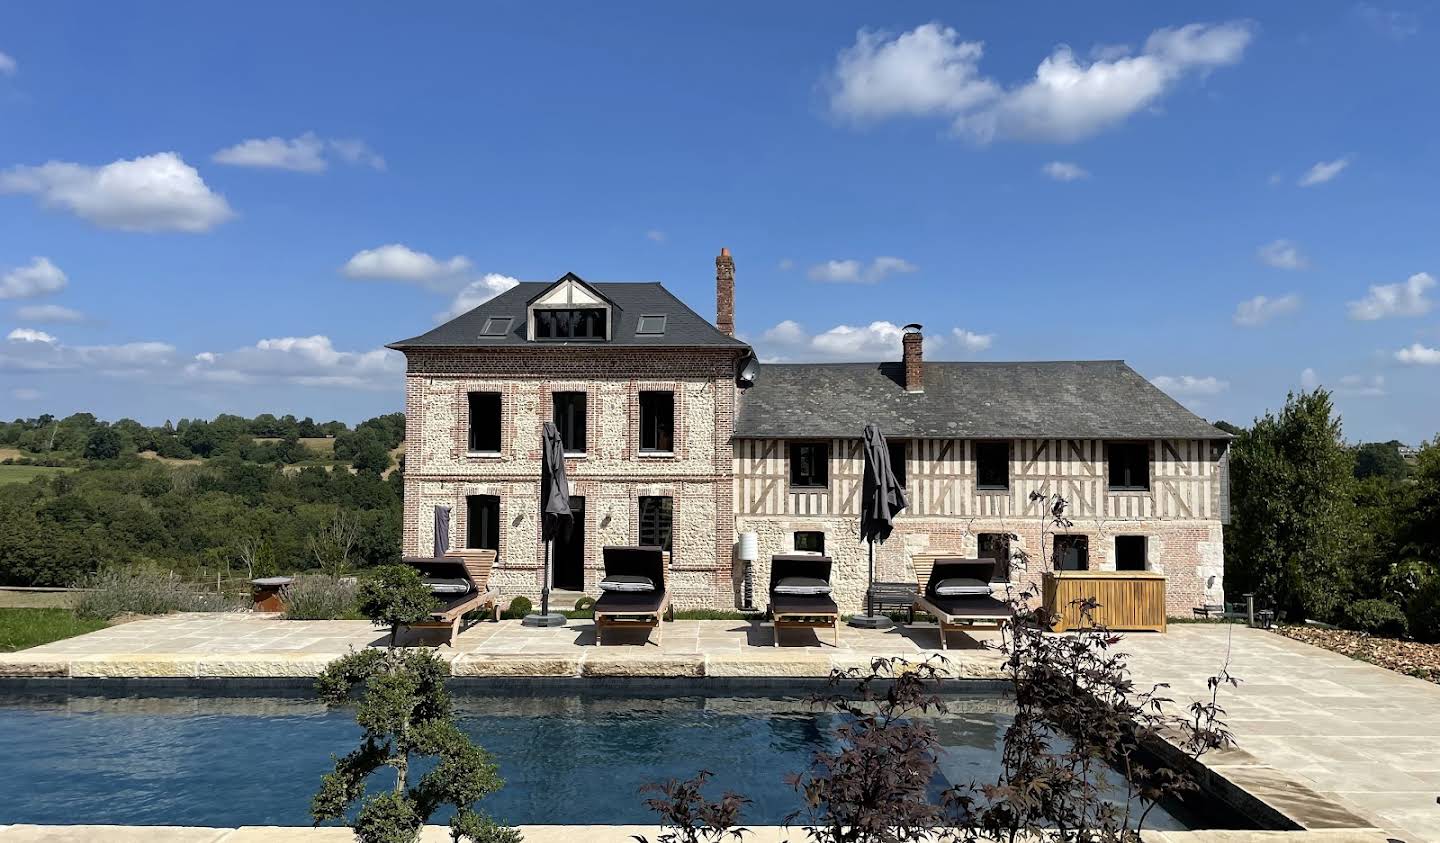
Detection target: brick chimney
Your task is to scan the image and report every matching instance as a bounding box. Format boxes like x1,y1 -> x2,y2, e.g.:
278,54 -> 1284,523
902,323 -> 924,393
716,247 -> 735,336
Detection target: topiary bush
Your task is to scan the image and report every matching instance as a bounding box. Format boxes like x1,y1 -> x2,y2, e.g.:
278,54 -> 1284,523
1342,598 -> 1408,638
574,596 -> 595,611
357,565 -> 438,646
503,596 -> 532,619
1408,576 -> 1440,643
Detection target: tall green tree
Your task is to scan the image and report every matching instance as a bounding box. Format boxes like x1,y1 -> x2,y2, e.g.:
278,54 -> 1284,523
1225,389 -> 1356,621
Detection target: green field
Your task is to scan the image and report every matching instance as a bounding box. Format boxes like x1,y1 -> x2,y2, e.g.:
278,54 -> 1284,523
0,608 -> 106,652
0,464 -> 74,485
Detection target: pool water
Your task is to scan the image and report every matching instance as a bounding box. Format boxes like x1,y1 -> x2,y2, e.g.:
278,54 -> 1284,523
0,687 -> 1212,829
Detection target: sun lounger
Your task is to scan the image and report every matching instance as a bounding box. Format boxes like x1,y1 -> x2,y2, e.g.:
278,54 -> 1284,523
400,549 -> 500,646
594,545 -> 671,646
911,556 -> 1011,650
768,554 -> 839,647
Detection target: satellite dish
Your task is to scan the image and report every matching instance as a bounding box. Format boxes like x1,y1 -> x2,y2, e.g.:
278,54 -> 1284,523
737,354 -> 759,386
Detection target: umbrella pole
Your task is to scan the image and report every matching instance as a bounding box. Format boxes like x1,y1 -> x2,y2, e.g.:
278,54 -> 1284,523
542,538 -> 551,616
523,533 -> 567,627
849,537 -> 892,629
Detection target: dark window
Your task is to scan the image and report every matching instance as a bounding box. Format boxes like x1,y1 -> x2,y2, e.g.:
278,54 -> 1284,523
638,496 -> 673,552
887,440 -> 908,488
635,314 -> 667,335
1108,442 -> 1150,490
1053,535 -> 1089,571
639,391 -> 674,452
467,392 -> 501,452
978,532 -> 1011,580
553,392 -> 587,453
465,495 -> 500,551
790,442 -> 829,489
1116,535 -> 1147,571
479,316 -> 513,337
976,441 -> 1009,490
535,308 -> 607,340
794,531 -> 825,554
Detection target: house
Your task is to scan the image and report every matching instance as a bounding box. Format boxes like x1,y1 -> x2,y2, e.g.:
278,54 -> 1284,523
389,249 -> 1230,615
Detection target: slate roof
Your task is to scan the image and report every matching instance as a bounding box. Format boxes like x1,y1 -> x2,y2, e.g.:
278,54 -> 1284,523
388,278 -> 749,350
734,361 -> 1229,440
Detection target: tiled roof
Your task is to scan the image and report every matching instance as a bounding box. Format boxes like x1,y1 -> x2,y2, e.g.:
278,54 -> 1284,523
388,279 -> 748,350
734,361 -> 1229,440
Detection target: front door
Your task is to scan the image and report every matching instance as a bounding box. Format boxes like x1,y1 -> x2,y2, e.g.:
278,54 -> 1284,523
551,495 -> 585,590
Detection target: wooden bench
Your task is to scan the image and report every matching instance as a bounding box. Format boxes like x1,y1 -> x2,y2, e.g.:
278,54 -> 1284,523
402,550 -> 500,646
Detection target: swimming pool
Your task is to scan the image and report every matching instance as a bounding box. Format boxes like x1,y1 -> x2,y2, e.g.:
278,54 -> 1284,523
0,686 -> 1228,829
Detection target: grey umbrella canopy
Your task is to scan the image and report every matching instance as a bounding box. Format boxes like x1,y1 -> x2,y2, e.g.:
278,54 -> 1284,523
433,505 -> 452,558
540,421 -> 574,542
854,423 -> 908,627
860,424 -> 908,545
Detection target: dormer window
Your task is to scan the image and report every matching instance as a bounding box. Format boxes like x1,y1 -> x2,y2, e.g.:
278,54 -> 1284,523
527,272 -> 615,342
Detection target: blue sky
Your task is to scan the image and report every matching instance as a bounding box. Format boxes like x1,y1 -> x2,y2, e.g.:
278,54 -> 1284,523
1,2 -> 1437,443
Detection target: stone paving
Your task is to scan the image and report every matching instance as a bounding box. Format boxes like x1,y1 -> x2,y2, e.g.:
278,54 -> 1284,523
1119,624 -> 1440,843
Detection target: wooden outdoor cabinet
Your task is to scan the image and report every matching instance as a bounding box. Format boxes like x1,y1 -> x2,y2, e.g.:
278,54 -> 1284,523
1042,570 -> 1167,633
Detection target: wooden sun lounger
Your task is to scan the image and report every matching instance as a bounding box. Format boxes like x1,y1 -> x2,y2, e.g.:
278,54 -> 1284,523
911,555 -> 1011,650
768,554 -> 840,647
594,546 -> 671,646
401,550 -> 500,646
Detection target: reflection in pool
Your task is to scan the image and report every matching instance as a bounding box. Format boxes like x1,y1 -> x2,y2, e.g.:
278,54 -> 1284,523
0,687 -> 1215,829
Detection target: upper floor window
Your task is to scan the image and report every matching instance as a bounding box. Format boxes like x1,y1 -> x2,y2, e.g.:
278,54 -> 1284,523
467,392 -> 501,453
887,439 -> 908,488
790,442 -> 829,490
553,392 -> 587,454
638,495 -> 673,552
535,308 -> 608,340
639,391 -> 674,453
976,441 -> 1009,490
1108,442 -> 1150,491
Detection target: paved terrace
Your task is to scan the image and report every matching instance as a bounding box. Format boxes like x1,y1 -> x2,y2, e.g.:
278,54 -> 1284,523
1,618 -> 1436,840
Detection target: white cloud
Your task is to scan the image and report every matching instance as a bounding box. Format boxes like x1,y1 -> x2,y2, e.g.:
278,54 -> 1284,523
1300,367 -> 1320,390
186,335 -> 403,388
1042,161 -> 1089,181
1395,343 -> 1440,365
0,257 -> 67,300
645,229 -> 666,243
1257,239 -> 1307,270
827,20 -> 1253,143
1298,158 -> 1348,187
15,303 -> 83,322
436,274 -> 521,321
951,328 -> 993,351
0,50 -> 16,75
1347,271 -> 1435,320
1233,293 -> 1301,326
213,133 -> 385,172
0,153 -> 233,232
1151,375 -> 1228,395
7,328 -> 56,343
11,388 -> 40,401
807,256 -> 918,283
342,244 -> 473,288
1337,374 -> 1386,397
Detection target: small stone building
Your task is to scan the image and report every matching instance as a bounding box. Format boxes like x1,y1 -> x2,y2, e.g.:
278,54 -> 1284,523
389,250 -> 1230,615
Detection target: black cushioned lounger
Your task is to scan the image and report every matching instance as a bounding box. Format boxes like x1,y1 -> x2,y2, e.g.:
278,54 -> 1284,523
594,545 -> 671,646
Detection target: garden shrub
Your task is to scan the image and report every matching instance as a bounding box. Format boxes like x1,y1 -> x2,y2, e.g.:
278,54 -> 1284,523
74,566 -> 247,620
1342,598 -> 1408,638
1408,576 -> 1440,643
503,596 -> 532,619
574,596 -> 595,611
282,574 -> 359,620
357,565 -> 437,646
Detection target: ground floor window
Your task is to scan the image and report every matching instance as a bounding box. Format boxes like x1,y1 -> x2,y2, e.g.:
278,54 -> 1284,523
465,494 -> 500,551
638,495 -> 673,552
1115,535 -> 1147,571
977,532 -> 1011,580
1052,534 -> 1089,571
794,530 -> 825,555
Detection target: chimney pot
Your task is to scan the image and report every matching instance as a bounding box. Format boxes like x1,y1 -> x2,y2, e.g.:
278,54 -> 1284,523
902,325 -> 924,393
716,248 -> 735,337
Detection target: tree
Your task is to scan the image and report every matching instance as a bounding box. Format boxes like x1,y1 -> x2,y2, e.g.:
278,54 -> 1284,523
352,436 -> 393,475
1400,439 -> 1440,567
357,564 -> 437,646
1354,441 -> 1409,481
83,427 -> 123,461
1226,389 -> 1356,621
308,509 -> 361,575
311,648 -> 520,843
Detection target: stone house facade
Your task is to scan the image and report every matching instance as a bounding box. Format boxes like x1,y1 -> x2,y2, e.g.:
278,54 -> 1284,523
391,251 -> 1230,615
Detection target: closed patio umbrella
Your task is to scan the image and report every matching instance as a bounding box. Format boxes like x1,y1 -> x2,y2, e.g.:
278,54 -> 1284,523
524,421 -> 572,627
433,505 -> 451,558
851,423 -> 909,629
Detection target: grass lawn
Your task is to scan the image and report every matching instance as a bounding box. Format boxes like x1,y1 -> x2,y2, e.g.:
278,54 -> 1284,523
0,608 -> 106,652
0,464 -> 74,485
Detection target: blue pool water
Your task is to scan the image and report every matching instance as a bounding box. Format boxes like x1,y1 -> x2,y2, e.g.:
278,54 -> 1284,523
0,687 -> 1210,828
